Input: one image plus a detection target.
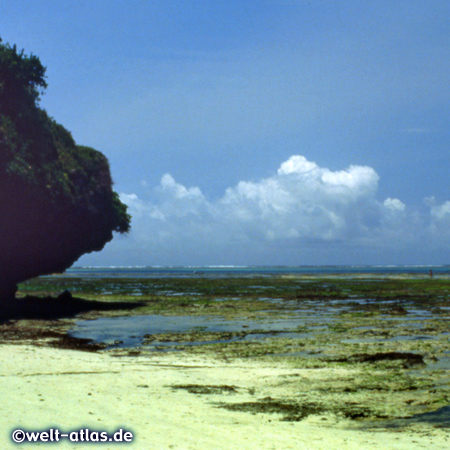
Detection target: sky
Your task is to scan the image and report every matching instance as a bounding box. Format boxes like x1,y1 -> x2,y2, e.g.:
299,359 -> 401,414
2,0 -> 450,266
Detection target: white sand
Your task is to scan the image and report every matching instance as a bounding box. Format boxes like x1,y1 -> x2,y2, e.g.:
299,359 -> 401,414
1,344 -> 448,449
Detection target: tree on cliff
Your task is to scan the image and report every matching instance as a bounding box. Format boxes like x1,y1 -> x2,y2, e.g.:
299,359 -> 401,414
0,38 -> 131,302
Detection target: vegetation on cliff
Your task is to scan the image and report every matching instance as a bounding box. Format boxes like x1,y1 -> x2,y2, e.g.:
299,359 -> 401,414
0,38 -> 131,301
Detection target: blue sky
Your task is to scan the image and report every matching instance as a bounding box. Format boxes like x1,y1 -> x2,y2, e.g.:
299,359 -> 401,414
2,0 -> 450,265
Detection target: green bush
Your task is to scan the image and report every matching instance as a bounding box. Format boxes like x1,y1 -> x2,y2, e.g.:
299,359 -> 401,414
0,38 -> 131,301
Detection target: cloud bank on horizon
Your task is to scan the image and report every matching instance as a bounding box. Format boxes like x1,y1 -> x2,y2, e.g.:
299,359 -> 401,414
3,1 -> 450,266
80,155 -> 450,266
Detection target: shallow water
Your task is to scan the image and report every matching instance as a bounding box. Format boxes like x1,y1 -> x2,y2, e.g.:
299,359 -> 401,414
70,293 -> 447,352
341,335 -> 436,344
359,405 -> 450,429
69,314 -> 322,350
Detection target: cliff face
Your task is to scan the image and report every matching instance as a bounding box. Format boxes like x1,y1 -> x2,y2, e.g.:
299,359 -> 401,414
0,39 -> 130,301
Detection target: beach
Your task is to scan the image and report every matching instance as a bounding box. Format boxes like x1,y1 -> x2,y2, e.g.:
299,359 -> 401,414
1,343 -> 449,450
2,273 -> 450,449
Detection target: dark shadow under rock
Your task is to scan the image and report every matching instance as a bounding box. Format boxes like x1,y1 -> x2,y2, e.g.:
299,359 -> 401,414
0,291 -> 144,321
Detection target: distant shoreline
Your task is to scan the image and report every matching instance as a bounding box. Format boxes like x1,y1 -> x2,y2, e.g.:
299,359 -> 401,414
64,265 -> 450,279
4,275 -> 450,449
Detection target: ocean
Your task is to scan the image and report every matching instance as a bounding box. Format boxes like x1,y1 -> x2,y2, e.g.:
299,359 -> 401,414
67,264 -> 449,278
66,264 -> 450,357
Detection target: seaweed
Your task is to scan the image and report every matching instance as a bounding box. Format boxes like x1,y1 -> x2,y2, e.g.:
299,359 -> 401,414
170,384 -> 238,395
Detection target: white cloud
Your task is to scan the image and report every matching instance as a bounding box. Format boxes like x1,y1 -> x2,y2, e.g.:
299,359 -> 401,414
81,155 -> 450,265
277,155 -> 318,175
383,198 -> 406,212
159,174 -> 204,200
217,155 -> 380,241
428,198 -> 450,221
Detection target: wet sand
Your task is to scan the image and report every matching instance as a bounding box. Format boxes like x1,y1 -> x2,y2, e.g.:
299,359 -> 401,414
2,275 -> 450,448
1,343 -> 449,450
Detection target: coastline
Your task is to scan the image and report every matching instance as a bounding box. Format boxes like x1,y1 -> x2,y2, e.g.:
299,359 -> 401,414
1,343 -> 450,450
2,274 -> 450,449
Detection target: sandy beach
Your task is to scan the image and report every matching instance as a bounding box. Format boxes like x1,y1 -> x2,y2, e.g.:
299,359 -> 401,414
2,274 -> 450,449
1,343 -> 449,450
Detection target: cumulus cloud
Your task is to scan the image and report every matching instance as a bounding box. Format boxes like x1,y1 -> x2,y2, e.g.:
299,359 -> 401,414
88,155 -> 450,265
218,155 -> 380,241
427,197 -> 450,221
383,198 -> 406,212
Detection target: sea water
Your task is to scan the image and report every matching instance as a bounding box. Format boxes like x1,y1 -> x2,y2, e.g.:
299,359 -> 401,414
66,264 -> 450,278
67,264 -> 449,350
